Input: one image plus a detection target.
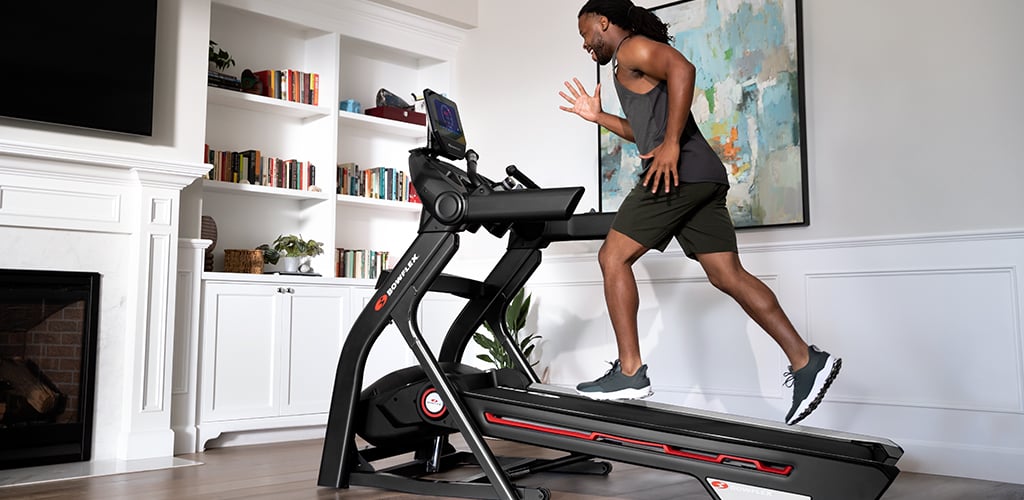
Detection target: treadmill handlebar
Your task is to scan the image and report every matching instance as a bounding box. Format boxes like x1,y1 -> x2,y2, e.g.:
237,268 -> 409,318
541,211 -> 616,242
411,148 -> 585,226
505,165 -> 540,190
463,187 -> 584,223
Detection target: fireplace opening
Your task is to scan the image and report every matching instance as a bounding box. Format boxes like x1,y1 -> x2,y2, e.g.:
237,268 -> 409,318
0,269 -> 100,470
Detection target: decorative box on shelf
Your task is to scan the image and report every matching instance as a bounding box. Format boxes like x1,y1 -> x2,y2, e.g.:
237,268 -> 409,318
223,249 -> 264,274
364,106 -> 426,126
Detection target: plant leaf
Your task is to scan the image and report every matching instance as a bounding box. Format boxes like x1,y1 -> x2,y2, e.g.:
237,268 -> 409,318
514,294 -> 532,331
473,333 -> 496,350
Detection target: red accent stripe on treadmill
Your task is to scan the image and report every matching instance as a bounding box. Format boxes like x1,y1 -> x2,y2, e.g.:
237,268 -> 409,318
483,412 -> 793,476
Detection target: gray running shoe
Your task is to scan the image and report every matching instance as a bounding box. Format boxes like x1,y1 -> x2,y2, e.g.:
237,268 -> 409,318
784,345 -> 842,425
576,360 -> 653,400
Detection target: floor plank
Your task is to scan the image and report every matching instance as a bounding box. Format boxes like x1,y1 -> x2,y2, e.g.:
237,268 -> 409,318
0,438 -> 1021,499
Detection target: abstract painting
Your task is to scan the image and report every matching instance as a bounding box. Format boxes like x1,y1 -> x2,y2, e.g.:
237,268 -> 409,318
598,0 -> 808,228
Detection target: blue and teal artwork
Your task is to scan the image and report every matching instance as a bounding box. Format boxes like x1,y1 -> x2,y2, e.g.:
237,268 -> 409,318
599,0 -> 807,228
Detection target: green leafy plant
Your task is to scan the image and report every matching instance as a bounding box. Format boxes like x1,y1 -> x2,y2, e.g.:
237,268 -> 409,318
257,234 -> 324,265
209,40 -> 235,71
473,289 -> 541,369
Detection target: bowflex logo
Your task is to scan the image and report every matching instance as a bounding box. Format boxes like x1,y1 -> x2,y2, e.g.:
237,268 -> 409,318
706,478 -> 810,499
373,254 -> 419,311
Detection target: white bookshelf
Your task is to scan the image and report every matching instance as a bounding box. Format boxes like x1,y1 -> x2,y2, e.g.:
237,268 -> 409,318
203,178 -> 331,201
177,0 -> 468,456
200,0 -> 453,279
336,194 -> 423,212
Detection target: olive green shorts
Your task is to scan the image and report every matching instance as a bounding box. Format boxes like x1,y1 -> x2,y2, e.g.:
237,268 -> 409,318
610,182 -> 737,260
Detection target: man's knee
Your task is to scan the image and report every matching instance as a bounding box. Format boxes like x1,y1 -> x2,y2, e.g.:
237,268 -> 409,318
699,253 -> 744,292
597,241 -> 623,271
706,270 -> 736,292
599,232 -> 646,270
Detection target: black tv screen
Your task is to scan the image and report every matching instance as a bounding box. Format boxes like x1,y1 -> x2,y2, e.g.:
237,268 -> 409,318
0,1 -> 158,136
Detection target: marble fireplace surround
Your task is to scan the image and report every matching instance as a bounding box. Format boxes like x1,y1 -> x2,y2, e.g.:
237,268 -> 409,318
0,140 -> 208,466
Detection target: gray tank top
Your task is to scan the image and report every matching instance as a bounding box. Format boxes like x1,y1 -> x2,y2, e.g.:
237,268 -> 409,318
612,37 -> 728,185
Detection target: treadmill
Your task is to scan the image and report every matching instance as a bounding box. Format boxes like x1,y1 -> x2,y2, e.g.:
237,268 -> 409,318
317,89 -> 903,500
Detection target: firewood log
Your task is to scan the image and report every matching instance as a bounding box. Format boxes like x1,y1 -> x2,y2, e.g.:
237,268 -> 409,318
0,358 -> 59,414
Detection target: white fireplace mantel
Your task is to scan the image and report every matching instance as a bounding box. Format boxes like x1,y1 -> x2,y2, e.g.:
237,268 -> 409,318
0,139 -> 209,461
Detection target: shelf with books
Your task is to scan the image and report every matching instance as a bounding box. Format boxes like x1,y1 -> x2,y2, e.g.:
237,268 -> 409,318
338,110 -> 426,138
336,162 -> 418,207
335,248 -> 391,280
204,146 -> 320,192
208,86 -> 331,120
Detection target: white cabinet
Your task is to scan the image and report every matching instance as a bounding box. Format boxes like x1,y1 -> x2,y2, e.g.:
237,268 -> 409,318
200,282 -> 281,422
197,278 -> 350,449
282,284 -> 351,415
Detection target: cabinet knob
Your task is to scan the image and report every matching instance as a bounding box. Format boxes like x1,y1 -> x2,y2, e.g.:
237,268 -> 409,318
287,287 -> 295,294
277,287 -> 285,293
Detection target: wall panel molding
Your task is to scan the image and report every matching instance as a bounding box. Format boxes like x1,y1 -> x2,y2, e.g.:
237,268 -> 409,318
453,229 -> 1024,484
805,267 -> 1023,414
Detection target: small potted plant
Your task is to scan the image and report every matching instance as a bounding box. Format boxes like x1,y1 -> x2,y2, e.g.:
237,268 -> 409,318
208,40 -> 235,72
258,234 -> 324,273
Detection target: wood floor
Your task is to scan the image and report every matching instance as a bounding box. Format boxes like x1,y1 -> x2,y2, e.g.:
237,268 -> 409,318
1,438 -> 1022,500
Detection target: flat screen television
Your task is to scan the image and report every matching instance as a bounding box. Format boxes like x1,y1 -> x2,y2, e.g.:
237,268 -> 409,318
0,1 -> 159,136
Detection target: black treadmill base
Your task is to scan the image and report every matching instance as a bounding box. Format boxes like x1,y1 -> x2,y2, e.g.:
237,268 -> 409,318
347,471 -> 551,500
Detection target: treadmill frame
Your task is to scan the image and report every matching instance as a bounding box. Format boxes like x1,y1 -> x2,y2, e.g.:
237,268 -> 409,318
317,149 -> 902,500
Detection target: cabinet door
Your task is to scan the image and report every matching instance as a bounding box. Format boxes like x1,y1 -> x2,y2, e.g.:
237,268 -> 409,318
200,282 -> 283,421
280,285 -> 349,415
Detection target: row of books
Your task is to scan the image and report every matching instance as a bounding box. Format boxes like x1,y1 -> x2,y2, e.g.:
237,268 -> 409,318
337,162 -> 420,203
336,248 -> 390,280
252,69 -> 319,106
204,145 -> 316,191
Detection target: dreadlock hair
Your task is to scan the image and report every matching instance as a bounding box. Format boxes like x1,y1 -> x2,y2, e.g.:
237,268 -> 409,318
578,0 -> 672,44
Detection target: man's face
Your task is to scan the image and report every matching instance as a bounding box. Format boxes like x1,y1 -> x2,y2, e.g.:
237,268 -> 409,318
578,14 -> 613,66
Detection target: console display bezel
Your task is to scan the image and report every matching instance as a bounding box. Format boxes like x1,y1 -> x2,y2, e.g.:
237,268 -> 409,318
424,89 -> 467,161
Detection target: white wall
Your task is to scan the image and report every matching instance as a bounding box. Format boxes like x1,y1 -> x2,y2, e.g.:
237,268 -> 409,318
450,0 -> 603,263
455,2 -> 599,215
451,0 -> 1024,485
795,0 -> 1024,242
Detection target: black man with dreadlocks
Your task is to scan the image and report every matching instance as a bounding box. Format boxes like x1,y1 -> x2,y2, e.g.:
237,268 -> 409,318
559,0 -> 840,426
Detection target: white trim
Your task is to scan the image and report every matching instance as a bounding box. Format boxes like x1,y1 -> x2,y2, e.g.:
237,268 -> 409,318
212,0 -> 466,61
0,139 -> 210,183
529,228 -> 1024,265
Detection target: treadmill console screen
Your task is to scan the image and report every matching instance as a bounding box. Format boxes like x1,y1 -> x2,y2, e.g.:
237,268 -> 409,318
424,89 -> 467,161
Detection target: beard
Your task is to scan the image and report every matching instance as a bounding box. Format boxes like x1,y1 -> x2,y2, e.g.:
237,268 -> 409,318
590,38 -> 613,66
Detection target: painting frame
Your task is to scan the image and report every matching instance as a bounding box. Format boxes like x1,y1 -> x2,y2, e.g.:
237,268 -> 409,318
597,0 -> 809,229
